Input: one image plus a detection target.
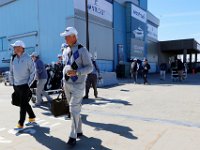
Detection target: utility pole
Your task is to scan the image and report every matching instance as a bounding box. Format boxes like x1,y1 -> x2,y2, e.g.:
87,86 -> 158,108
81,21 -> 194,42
85,0 -> 89,50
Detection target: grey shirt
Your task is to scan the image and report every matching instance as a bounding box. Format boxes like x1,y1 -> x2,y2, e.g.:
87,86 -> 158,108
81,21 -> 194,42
63,42 -> 93,84
9,52 -> 36,86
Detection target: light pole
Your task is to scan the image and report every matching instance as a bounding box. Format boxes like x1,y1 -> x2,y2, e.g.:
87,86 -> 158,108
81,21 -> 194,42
85,0 -> 89,51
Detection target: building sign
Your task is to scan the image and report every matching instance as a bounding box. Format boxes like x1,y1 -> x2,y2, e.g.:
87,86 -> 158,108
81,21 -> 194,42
129,4 -> 147,59
147,24 -> 158,40
131,39 -> 145,59
117,44 -> 124,64
74,0 -> 113,22
131,4 -> 147,23
0,0 -> 15,6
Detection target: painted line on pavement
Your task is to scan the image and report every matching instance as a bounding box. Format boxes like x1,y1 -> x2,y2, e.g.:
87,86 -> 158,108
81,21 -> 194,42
82,109 -> 200,129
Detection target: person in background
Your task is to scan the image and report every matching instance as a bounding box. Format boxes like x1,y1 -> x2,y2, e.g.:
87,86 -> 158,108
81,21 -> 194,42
31,52 -> 52,106
54,54 -> 64,89
9,40 -> 37,130
61,27 -> 93,146
61,43 -> 68,53
56,54 -> 64,71
83,53 -> 100,99
143,59 -> 151,85
130,58 -> 139,84
176,59 -> 184,81
160,62 -> 167,80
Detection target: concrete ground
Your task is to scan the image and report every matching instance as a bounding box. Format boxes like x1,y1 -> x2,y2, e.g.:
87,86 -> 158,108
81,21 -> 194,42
0,73 -> 200,150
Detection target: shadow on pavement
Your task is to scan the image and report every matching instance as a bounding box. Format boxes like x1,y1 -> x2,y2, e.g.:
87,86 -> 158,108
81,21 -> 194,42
17,126 -> 67,150
82,97 -> 132,106
73,136 -> 112,150
82,114 -> 138,140
16,126 -> 111,150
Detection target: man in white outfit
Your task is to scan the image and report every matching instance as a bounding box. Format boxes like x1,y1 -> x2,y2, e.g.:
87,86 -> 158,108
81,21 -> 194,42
60,27 -> 93,146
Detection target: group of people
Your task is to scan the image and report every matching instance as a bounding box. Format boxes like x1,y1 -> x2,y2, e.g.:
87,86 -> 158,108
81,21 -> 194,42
131,58 -> 185,83
9,26 -> 100,146
130,58 -> 151,85
170,58 -> 185,81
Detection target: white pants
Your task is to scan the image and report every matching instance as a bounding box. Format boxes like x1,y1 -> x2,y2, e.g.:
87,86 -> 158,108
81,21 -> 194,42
160,71 -> 166,80
36,79 -> 51,103
63,81 -> 85,138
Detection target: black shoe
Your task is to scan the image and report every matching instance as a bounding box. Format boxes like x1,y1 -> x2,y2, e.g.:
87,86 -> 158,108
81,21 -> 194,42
94,95 -> 98,98
77,133 -> 83,138
83,96 -> 88,99
67,137 -> 76,146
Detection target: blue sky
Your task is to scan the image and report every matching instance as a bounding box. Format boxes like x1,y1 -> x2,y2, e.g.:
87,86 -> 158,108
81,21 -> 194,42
148,0 -> 200,42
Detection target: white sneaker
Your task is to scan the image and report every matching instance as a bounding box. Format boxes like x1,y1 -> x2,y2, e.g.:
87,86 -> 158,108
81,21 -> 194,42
25,122 -> 38,126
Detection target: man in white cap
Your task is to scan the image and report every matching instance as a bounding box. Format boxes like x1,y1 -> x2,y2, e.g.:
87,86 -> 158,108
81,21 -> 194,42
31,52 -> 52,106
130,58 -> 139,84
54,54 -> 64,89
9,40 -> 37,130
60,27 -> 93,146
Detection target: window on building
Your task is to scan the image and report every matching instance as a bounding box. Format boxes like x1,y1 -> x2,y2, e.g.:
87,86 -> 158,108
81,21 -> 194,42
0,37 -> 8,51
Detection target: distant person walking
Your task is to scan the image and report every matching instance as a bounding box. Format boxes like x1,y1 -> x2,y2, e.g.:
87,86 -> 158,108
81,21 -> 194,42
143,59 -> 151,85
9,40 -> 37,130
83,53 -> 100,99
61,27 -> 93,146
177,59 -> 184,81
130,58 -> 139,84
160,63 -> 167,80
31,52 -> 52,106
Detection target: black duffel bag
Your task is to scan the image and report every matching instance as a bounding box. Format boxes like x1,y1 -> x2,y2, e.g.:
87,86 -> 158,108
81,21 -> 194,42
11,91 -> 20,106
11,89 -> 32,107
51,91 -> 69,117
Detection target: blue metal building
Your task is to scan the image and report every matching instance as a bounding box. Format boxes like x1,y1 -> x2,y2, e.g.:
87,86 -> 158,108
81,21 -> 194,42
0,0 -> 159,75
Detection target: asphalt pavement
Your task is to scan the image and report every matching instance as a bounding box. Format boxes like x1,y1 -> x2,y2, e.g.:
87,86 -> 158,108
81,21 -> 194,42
0,73 -> 200,150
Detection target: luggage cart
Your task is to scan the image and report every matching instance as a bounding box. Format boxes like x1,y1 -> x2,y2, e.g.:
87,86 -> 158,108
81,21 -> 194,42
171,69 -> 187,82
31,88 -> 63,103
2,71 -> 10,86
171,69 -> 179,82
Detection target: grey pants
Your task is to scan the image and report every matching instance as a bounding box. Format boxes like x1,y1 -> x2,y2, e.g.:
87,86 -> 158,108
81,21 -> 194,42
85,74 -> 98,97
131,71 -> 138,83
63,81 -> 85,138
36,79 -> 51,103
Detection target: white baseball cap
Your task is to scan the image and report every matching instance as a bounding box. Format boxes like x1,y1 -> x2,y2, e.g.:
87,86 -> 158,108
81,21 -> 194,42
57,54 -> 62,58
60,27 -> 78,37
30,52 -> 39,57
10,40 -> 25,48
